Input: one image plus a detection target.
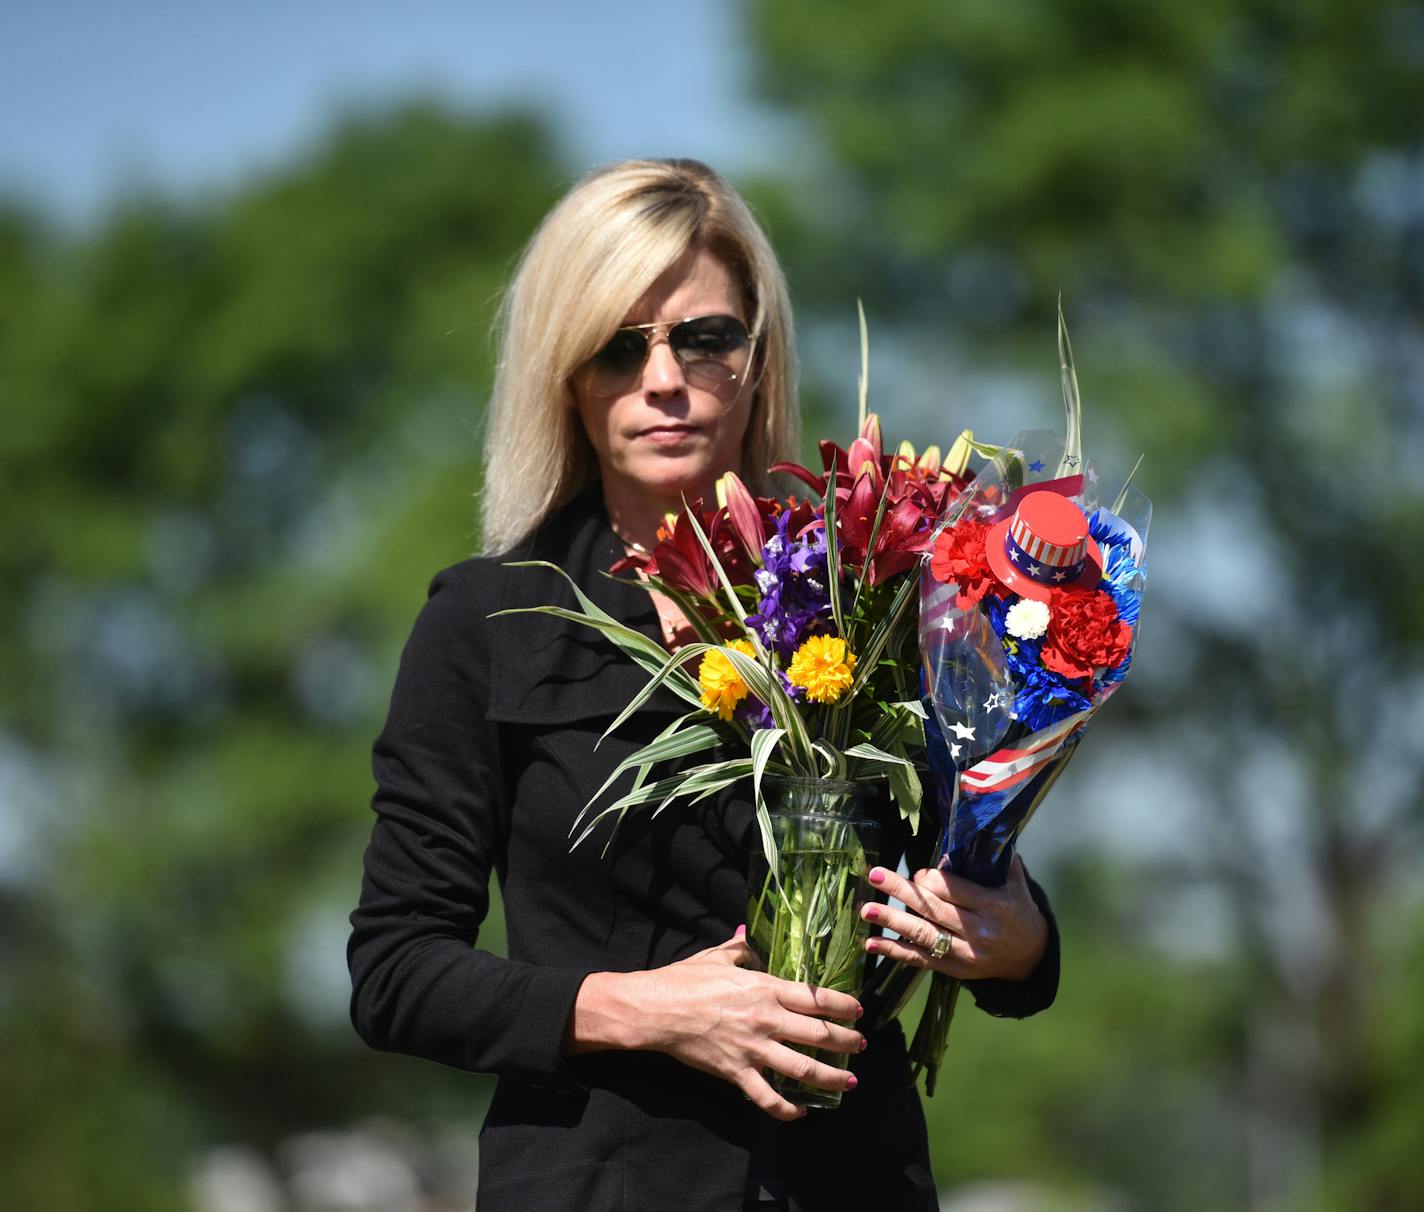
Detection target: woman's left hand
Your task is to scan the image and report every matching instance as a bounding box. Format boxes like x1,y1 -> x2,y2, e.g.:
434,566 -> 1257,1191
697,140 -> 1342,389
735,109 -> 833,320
861,854 -> 1048,982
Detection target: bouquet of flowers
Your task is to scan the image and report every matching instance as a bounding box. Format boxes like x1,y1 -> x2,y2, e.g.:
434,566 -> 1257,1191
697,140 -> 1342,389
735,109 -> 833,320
497,310 -> 1147,1103
499,310 -> 977,1103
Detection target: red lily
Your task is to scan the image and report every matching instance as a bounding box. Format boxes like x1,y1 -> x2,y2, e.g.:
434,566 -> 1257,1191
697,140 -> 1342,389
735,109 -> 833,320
771,413 -> 970,518
772,414 -> 974,586
611,497 -> 765,598
836,469 -> 937,585
716,471 -> 772,566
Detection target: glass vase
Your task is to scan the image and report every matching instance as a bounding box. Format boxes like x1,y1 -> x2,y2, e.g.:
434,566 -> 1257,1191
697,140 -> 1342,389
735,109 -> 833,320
746,777 -> 880,1109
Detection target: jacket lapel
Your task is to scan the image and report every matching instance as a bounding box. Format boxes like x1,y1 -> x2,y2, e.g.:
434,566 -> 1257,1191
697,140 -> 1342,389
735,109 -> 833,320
486,487 -> 687,726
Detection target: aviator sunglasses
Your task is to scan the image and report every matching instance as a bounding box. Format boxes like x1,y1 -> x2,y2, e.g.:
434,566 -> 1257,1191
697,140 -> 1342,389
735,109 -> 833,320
578,313 -> 756,397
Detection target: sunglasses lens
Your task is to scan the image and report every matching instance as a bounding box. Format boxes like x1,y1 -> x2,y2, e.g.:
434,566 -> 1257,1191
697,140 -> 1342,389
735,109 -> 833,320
672,315 -> 750,357
672,316 -> 751,386
587,329 -> 649,391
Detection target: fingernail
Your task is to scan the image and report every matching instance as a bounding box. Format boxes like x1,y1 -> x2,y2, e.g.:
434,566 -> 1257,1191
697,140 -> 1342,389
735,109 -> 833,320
869,868 -> 886,885
854,1003 -> 864,1020
858,1036 -> 868,1052
846,1074 -> 858,1090
862,904 -> 879,921
865,938 -> 880,953
734,923 -> 746,939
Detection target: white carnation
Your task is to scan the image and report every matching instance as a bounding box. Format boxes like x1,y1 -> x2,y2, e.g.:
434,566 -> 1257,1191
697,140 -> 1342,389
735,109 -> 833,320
1004,598 -> 1050,640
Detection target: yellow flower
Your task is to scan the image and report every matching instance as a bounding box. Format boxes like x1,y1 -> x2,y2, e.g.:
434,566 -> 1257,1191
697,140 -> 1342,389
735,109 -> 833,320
786,635 -> 857,705
699,639 -> 757,721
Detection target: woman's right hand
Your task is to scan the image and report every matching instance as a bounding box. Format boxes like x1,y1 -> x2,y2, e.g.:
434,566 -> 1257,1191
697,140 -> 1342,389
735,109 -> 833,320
567,928 -> 865,1122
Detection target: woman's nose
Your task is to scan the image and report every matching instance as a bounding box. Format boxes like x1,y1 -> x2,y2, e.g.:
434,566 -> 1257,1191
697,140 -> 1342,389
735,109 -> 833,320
641,336 -> 687,394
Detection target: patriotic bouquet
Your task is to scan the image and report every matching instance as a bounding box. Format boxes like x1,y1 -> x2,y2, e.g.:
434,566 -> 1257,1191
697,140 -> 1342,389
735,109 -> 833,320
868,318 -> 1151,1092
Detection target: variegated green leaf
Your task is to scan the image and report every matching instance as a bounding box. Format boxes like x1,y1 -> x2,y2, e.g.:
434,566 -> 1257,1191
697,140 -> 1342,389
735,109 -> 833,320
574,758 -> 755,842
885,759 -> 921,833
843,740 -> 914,768
1056,299 -> 1084,481
749,727 -> 787,873
822,461 -> 846,636
846,573 -> 917,698
1111,453 -> 1145,516
578,721 -> 724,831
844,740 -> 922,832
651,758 -> 757,817
598,641 -> 716,742
856,298 -> 870,433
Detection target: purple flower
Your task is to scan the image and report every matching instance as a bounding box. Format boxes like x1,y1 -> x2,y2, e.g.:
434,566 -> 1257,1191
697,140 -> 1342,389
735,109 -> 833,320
746,512 -> 835,659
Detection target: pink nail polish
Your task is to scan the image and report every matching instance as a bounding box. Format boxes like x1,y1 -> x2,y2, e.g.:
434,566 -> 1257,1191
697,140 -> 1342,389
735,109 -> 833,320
846,1074 -> 858,1090
734,923 -> 746,939
863,904 -> 879,921
868,868 -> 886,885
858,1036 -> 868,1052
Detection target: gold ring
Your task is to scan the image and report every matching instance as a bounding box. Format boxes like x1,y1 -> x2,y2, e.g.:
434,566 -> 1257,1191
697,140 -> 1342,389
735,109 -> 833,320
930,928 -> 953,961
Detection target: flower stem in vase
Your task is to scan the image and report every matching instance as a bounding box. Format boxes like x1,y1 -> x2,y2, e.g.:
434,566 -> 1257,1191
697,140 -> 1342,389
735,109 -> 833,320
747,778 -> 879,1109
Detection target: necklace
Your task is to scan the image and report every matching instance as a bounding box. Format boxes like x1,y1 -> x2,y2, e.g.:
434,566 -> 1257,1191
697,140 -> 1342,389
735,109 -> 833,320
609,522 -> 650,555
609,523 -> 689,647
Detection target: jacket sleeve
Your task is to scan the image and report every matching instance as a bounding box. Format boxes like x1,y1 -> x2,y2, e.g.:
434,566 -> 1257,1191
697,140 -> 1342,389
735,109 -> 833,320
347,563 -> 592,1088
962,865 -> 1060,1019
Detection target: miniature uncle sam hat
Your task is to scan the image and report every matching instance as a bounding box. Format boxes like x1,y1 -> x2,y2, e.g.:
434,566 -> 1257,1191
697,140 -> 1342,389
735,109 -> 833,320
984,490 -> 1103,602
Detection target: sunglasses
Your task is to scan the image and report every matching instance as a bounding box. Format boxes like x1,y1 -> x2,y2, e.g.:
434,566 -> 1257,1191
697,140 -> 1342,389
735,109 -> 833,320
578,313 -> 756,397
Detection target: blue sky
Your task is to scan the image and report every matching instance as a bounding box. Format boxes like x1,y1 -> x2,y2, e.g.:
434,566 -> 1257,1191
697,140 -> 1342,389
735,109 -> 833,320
0,1 -> 782,225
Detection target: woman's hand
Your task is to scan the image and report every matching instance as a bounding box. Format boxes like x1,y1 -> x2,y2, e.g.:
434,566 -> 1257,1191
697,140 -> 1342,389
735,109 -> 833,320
861,854 -> 1048,982
568,929 -> 865,1122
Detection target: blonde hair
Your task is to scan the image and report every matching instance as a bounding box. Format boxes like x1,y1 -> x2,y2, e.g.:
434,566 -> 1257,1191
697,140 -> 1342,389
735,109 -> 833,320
479,158 -> 799,555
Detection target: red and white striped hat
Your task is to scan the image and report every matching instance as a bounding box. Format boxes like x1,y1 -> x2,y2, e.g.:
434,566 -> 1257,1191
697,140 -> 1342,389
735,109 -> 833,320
984,490 -> 1103,602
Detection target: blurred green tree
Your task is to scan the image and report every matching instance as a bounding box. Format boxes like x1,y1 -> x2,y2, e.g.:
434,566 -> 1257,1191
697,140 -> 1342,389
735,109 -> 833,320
0,101 -> 565,1210
741,1 -> 1424,1209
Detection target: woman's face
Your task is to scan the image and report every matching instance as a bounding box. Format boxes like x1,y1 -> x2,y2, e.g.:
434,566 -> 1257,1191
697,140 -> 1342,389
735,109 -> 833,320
572,247 -> 755,512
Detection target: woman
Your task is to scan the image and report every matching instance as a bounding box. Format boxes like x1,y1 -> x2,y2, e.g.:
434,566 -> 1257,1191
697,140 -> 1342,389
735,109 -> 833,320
348,158 -> 1059,1211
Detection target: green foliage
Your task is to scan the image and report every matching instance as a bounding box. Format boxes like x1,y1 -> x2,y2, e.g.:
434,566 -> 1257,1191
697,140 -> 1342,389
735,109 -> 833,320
0,100 -> 565,1208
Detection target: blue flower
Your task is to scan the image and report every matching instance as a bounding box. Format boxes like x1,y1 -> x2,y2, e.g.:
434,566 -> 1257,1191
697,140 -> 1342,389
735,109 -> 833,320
1014,665 -> 1092,729
1089,509 -> 1146,627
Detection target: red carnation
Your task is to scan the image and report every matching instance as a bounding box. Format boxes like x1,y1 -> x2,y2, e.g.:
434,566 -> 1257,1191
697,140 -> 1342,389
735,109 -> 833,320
929,520 -> 1000,610
1041,587 -> 1133,682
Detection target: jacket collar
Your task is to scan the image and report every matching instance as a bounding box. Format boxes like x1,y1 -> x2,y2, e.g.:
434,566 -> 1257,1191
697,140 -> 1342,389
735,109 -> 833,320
486,485 -> 686,726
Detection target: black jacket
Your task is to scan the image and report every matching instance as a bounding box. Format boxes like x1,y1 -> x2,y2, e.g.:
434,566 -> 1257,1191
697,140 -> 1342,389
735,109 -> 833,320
348,487 -> 1059,1211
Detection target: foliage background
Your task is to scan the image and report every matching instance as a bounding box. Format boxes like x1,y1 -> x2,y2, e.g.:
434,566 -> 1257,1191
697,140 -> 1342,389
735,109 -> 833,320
2,3 -> 1421,1210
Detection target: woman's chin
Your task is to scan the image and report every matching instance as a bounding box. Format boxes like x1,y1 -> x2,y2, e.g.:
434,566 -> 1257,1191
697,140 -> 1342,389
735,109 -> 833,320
623,454 -> 727,506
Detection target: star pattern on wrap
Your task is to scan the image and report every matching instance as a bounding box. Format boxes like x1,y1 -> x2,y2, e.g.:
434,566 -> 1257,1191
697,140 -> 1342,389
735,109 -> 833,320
949,721 -> 976,741
1028,459 -> 1045,473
